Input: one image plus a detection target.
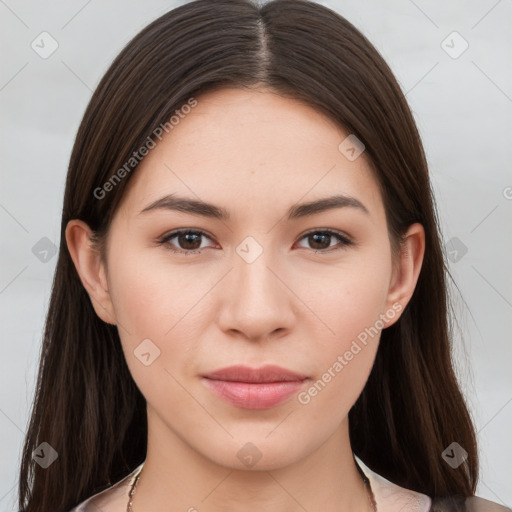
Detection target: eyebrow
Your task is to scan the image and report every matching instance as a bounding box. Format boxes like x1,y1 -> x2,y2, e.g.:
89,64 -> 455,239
139,193 -> 369,220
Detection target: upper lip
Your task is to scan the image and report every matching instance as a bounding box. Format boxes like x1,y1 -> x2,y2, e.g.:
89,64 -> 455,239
202,365 -> 308,383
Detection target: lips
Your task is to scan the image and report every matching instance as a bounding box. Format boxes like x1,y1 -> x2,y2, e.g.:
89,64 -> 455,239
202,364 -> 308,383
201,365 -> 309,410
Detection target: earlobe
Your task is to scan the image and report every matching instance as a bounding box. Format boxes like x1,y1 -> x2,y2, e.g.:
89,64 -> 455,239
65,220 -> 117,325
383,223 -> 425,328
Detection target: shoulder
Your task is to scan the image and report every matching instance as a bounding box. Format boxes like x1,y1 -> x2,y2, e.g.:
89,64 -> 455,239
67,463 -> 144,512
356,456 -> 432,512
356,457 -> 511,512
431,495 -> 512,511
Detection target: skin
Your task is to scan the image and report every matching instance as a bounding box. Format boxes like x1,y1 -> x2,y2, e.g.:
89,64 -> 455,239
66,86 -> 425,512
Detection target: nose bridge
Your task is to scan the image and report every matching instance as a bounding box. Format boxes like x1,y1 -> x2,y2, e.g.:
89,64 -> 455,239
218,238 -> 293,339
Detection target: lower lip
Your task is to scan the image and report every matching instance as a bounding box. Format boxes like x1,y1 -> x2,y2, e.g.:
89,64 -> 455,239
202,378 -> 307,410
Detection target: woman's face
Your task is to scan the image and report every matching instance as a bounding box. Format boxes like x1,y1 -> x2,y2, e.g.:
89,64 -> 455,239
77,87 -> 422,470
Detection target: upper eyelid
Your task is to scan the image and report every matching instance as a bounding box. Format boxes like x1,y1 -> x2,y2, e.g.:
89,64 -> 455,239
300,228 -> 352,239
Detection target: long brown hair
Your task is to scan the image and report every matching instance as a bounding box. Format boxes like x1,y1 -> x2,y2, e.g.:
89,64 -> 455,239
18,1 -> 478,510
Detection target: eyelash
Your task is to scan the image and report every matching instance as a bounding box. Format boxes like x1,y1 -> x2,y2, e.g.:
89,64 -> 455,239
156,228 -> 354,256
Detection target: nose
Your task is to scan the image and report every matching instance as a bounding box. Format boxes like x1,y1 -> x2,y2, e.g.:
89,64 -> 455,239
216,247 -> 296,342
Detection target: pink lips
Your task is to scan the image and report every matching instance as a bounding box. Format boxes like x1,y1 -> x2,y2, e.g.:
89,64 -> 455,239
202,364 -> 309,410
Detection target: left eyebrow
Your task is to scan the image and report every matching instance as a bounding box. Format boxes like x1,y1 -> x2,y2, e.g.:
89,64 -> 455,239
287,195 -> 369,219
138,193 -> 369,220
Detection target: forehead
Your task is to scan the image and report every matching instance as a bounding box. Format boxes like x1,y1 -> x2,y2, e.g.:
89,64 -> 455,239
116,87 -> 384,223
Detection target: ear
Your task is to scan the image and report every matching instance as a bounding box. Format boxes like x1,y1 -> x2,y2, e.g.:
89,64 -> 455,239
65,219 -> 117,325
382,222 -> 425,328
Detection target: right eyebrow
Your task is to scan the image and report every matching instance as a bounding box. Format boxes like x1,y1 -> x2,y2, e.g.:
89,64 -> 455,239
139,194 -> 230,220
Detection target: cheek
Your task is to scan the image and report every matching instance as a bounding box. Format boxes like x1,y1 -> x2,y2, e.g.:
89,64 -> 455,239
107,256 -> 210,421
108,247 -> 207,337
298,247 -> 392,347
106,250 -> 206,386
294,287 -> 382,426
292,250 -> 391,411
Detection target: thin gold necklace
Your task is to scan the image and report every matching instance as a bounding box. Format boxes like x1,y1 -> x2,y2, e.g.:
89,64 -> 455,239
126,466 -> 141,512
126,465 -> 377,512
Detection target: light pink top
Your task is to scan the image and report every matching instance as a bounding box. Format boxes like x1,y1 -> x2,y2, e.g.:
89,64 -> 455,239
68,456 -> 433,512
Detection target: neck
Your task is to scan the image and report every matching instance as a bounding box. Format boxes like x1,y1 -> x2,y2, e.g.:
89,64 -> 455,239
131,409 -> 371,512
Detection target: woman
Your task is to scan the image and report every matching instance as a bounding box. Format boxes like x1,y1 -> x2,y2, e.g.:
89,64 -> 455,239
17,1 -> 509,511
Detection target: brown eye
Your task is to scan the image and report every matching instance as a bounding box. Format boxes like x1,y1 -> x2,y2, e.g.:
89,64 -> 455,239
158,230 -> 214,255
175,232 -> 202,250
296,230 -> 353,252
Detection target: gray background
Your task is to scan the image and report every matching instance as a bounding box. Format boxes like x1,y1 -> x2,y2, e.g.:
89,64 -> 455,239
1,0 -> 511,510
